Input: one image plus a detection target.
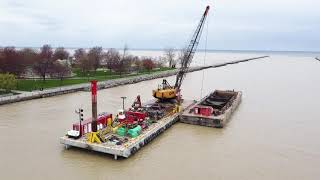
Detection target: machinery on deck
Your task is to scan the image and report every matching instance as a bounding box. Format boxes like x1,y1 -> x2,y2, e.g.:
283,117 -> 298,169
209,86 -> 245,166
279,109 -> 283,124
153,6 -> 210,101
64,5 -> 211,145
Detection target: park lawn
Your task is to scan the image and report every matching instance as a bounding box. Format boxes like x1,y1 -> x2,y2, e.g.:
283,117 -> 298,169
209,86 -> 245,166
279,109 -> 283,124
16,67 -> 176,91
16,79 -> 89,91
73,68 -> 113,77
73,67 -> 174,77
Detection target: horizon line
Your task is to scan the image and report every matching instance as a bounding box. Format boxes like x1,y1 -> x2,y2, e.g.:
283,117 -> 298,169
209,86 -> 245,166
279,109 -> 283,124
1,46 -> 319,54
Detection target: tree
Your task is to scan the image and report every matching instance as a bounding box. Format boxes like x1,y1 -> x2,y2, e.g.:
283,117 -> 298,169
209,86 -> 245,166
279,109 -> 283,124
177,48 -> 188,68
78,53 -> 92,75
88,46 -> 103,73
118,45 -> 129,76
133,56 -> 143,71
74,48 -> 86,61
53,47 -> 69,60
0,48 -> 4,73
156,56 -> 167,68
0,47 -> 26,77
164,48 -> 176,68
50,61 -> 71,85
0,73 -> 17,92
105,48 -> 121,74
19,48 -> 38,67
33,44 -> 54,82
142,58 -> 155,72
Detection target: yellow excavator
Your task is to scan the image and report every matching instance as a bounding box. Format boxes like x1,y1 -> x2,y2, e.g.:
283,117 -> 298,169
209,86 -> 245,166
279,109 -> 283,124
153,6 -> 210,101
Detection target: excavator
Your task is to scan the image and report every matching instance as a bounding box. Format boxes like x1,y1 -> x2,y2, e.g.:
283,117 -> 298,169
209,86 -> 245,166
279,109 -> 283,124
153,6 -> 210,101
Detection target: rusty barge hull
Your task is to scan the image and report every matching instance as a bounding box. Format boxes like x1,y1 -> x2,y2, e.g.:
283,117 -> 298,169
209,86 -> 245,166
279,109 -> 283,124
180,90 -> 242,128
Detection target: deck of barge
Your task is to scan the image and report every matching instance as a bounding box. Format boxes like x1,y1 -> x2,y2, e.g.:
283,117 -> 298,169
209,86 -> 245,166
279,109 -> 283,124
180,91 -> 242,128
60,100 -> 195,159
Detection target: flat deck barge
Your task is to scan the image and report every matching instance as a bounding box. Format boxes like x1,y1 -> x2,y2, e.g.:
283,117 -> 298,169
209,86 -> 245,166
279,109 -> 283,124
180,90 -> 242,128
60,100 -> 195,159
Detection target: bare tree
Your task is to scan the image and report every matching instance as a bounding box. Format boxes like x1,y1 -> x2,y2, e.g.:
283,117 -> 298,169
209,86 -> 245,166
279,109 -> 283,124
156,56 -> 166,68
177,48 -> 188,68
88,46 -> 103,73
0,48 -> 4,73
33,44 -> 54,82
142,57 -> 155,72
74,48 -> 85,61
105,48 -> 121,74
78,53 -> 92,75
53,47 -> 69,60
118,45 -> 129,76
0,47 -> 26,77
164,48 -> 176,68
50,61 -> 71,85
20,48 -> 38,67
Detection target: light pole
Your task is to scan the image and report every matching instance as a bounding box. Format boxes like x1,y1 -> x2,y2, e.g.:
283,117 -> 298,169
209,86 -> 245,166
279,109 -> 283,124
121,96 -> 127,110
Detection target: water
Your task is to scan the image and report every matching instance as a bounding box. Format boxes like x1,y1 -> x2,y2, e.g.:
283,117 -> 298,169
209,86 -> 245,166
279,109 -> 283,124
0,51 -> 320,180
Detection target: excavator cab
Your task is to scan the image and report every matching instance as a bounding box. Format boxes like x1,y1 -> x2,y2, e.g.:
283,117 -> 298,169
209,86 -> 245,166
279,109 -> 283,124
153,79 -> 177,100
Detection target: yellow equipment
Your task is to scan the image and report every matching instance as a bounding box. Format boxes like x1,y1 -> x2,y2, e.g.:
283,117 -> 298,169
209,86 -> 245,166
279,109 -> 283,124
153,79 -> 177,100
87,132 -> 102,144
153,79 -> 177,99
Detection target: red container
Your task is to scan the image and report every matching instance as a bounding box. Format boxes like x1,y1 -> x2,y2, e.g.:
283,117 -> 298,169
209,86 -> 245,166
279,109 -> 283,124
193,106 -> 213,116
72,113 -> 112,136
125,111 -> 147,121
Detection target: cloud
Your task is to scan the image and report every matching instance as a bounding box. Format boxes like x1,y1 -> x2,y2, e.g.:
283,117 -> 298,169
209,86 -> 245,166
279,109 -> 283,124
0,0 -> 319,51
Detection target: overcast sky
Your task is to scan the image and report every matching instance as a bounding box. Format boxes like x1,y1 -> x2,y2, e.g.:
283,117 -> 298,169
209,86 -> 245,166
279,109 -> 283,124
0,0 -> 319,51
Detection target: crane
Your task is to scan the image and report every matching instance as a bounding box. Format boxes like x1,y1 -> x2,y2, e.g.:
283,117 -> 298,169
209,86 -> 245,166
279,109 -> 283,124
153,5 -> 210,101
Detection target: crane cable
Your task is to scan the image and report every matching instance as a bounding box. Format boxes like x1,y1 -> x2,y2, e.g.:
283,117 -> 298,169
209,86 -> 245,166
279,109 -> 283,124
200,12 -> 209,100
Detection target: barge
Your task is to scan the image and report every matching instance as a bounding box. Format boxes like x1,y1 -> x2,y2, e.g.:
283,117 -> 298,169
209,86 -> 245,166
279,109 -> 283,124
180,90 -> 242,128
60,98 -> 194,159
60,7 -> 242,159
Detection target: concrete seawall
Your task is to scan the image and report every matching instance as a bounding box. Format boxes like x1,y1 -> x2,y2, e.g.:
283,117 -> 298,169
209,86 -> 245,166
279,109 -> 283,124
0,56 -> 269,105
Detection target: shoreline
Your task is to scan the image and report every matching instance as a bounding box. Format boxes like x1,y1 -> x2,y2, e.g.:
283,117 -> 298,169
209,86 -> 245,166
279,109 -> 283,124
0,56 -> 268,105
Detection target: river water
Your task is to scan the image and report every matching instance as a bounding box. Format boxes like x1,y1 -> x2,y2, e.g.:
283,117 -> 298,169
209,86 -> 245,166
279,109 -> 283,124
0,51 -> 320,180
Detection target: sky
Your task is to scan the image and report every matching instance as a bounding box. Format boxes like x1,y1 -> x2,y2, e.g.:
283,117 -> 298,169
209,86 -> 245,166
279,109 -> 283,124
0,0 -> 319,51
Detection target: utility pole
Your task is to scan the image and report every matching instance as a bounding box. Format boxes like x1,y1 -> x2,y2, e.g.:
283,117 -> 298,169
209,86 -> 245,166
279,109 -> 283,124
91,80 -> 98,132
121,96 -> 127,110
75,108 -> 84,136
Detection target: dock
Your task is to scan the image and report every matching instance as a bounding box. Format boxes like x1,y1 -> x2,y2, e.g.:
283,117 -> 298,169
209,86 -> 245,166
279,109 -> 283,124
60,100 -> 195,159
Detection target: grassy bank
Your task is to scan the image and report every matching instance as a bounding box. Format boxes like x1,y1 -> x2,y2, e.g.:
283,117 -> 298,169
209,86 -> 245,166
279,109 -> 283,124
16,67 -> 174,91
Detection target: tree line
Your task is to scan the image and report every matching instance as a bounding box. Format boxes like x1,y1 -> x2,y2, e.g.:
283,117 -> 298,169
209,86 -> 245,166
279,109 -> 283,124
0,45 -> 180,82
0,45 -> 70,81
74,46 -> 162,76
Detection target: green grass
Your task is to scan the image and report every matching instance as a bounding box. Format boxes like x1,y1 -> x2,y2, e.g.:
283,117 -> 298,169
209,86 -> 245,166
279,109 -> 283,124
73,68 -> 113,77
16,67 -> 175,91
0,90 -> 10,95
16,79 -> 88,91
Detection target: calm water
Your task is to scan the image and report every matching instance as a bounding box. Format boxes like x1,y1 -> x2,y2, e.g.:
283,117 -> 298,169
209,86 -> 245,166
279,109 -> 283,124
0,51 -> 319,180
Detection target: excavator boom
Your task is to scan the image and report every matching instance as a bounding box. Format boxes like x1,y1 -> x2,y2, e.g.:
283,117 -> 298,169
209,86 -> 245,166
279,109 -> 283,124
174,6 -> 210,89
153,6 -> 210,101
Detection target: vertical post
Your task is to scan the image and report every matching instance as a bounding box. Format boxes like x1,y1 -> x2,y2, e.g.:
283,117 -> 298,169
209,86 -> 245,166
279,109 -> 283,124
79,108 -> 82,136
91,80 -> 98,132
121,96 -> 126,110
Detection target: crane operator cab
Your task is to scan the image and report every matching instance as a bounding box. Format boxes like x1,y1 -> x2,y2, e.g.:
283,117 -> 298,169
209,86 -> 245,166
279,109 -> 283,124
153,79 -> 177,100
